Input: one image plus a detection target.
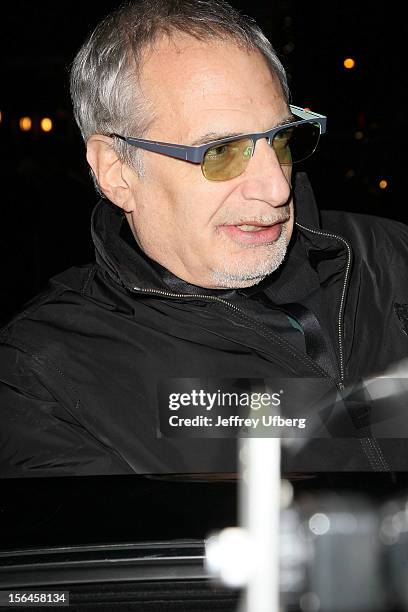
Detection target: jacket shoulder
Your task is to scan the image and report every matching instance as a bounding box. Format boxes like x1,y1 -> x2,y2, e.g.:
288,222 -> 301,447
1,263 -> 96,330
320,210 -> 408,258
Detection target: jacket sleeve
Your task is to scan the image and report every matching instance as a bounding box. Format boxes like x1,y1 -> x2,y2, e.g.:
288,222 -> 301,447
0,343 -> 134,477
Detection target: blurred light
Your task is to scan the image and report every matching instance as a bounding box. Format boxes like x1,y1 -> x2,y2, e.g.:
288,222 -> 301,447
205,528 -> 254,588
280,479 -> 294,509
304,107 -> 311,112
379,179 -> 388,189
345,169 -> 355,179
308,512 -> 330,535
40,117 -> 53,132
0,110 -> 2,124
19,116 -> 32,131
344,57 -> 356,69
354,131 -> 364,140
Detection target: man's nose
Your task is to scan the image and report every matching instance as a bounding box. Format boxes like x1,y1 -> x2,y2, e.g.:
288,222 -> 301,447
239,138 -> 292,206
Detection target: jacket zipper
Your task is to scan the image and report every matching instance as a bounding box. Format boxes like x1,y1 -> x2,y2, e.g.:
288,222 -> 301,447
128,224 -> 351,387
296,222 -> 352,389
128,284 -> 341,388
296,224 -> 390,472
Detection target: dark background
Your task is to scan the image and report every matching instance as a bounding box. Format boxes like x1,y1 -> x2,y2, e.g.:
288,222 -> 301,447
1,1 -> 407,323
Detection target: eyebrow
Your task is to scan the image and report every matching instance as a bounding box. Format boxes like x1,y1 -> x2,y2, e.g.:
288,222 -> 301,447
190,114 -> 296,146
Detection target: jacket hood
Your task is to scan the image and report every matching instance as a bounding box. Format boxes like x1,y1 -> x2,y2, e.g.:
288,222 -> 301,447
91,171 -> 346,297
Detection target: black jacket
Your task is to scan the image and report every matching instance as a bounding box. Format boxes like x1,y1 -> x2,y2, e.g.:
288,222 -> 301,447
1,172 -> 408,477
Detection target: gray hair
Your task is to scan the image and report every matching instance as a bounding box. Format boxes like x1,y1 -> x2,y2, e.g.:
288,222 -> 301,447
69,0 -> 290,192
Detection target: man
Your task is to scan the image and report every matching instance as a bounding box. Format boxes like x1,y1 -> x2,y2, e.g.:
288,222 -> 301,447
1,0 -> 408,477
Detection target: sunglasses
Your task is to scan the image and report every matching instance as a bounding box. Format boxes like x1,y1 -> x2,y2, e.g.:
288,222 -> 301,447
109,105 -> 327,182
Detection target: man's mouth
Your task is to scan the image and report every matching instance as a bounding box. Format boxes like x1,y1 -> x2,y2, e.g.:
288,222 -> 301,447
235,222 -> 277,232
219,218 -> 289,246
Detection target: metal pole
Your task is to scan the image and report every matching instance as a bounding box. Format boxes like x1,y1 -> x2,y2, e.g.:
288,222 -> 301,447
239,436 -> 281,612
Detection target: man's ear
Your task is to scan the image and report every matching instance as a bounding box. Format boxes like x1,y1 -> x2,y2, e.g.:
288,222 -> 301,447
86,135 -> 136,212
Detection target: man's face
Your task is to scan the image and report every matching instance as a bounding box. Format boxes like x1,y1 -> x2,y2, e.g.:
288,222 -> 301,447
125,34 -> 294,289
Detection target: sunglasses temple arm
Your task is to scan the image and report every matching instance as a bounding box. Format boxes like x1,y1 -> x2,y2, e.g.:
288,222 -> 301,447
112,134 -> 198,162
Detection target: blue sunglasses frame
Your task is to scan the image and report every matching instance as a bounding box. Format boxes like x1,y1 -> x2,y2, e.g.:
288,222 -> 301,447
109,105 -> 326,162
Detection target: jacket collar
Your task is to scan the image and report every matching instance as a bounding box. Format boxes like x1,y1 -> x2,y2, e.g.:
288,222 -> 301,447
91,171 -> 349,300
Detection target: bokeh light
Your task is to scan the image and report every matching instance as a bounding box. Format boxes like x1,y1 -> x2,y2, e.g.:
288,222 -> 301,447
344,57 -> 356,69
40,117 -> 53,132
19,117 -> 32,131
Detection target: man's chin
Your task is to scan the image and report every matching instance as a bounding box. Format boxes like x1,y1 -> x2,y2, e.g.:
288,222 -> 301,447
210,257 -> 288,289
212,276 -> 269,289
210,226 -> 289,289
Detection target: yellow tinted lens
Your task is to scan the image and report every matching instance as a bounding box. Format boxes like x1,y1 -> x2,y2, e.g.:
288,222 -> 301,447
202,138 -> 254,181
272,127 -> 293,164
272,123 -> 321,165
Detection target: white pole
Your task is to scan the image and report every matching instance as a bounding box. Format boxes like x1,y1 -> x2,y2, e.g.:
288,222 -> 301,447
239,436 -> 281,612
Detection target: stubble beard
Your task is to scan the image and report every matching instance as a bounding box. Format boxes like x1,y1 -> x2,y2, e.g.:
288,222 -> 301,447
210,223 -> 289,289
